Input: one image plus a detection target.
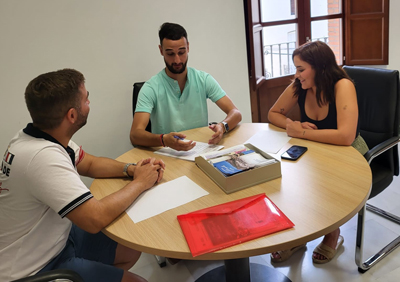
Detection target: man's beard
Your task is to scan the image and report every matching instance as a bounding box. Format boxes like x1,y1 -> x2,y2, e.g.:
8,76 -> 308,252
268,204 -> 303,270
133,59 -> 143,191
74,108 -> 88,132
165,58 -> 188,74
77,111 -> 88,129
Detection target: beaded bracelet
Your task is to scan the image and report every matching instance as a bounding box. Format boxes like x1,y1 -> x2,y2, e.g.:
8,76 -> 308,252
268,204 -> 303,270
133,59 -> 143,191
160,134 -> 165,147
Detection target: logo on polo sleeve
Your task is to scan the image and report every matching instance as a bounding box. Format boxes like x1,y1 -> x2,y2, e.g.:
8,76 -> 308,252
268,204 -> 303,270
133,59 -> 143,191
3,151 -> 15,165
1,149 -> 14,177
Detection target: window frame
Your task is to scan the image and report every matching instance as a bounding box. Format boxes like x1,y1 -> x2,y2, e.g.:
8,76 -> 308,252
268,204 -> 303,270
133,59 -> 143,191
244,0 -> 389,122
259,0 -> 345,79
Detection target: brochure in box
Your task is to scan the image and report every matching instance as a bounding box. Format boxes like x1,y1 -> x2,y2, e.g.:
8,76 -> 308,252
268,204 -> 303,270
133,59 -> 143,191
195,143 -> 281,194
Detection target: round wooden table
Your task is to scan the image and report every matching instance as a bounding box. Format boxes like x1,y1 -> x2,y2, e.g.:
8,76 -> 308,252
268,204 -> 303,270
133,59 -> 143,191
90,123 -> 372,281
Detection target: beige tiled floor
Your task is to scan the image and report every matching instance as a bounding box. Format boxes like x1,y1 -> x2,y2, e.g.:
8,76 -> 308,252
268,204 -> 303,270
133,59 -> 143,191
129,172 -> 400,282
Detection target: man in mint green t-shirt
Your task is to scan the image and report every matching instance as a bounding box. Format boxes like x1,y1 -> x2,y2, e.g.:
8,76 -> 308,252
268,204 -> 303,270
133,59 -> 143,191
130,22 -> 242,151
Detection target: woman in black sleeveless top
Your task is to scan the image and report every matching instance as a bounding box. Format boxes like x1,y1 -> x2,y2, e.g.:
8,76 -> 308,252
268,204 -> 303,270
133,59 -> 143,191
268,41 -> 368,264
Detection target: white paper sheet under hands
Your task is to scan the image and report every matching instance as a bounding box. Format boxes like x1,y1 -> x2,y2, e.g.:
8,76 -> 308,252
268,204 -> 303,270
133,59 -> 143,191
126,176 -> 209,223
154,141 -> 223,161
245,130 -> 291,154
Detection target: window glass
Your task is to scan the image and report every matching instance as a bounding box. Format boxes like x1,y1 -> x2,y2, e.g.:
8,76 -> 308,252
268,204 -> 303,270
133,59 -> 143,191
311,19 -> 343,65
310,0 -> 341,17
262,24 -> 297,78
261,0 -> 296,22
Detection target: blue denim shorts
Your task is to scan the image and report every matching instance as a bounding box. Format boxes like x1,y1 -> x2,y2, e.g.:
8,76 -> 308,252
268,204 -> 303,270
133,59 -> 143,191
38,225 -> 123,282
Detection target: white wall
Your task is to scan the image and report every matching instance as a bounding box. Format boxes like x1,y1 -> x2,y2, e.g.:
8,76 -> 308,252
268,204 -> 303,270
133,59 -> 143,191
386,0 -> 400,71
0,0 -> 251,185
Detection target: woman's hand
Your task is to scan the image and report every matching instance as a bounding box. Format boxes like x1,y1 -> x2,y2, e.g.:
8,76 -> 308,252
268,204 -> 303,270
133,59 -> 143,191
286,119 -> 318,138
301,122 -> 318,130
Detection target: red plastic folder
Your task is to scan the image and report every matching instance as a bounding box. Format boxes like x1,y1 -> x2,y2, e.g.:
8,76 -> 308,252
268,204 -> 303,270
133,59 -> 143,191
177,193 -> 294,257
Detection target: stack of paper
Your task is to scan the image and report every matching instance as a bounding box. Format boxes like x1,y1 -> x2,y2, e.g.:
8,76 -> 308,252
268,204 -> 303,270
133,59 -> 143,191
155,141 -> 224,161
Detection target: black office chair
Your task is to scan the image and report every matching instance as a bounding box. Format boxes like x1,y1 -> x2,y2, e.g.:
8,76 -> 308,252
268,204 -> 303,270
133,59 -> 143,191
133,82 -> 167,267
133,82 -> 152,133
343,66 -> 400,273
11,269 -> 83,282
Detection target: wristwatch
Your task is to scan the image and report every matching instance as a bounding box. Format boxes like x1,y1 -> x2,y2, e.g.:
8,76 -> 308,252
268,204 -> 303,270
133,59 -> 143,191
221,121 -> 229,133
209,122 -> 229,133
123,163 -> 136,178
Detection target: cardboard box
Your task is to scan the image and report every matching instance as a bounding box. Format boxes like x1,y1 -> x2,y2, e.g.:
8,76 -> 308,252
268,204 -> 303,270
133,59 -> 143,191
195,143 -> 281,194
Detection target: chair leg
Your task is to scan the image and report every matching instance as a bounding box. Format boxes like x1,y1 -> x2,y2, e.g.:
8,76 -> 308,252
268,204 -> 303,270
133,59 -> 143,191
366,203 -> 400,224
356,204 -> 400,273
154,255 -> 167,268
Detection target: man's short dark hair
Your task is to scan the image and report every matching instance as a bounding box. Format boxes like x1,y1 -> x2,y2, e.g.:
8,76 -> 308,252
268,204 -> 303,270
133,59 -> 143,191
25,68 -> 85,130
159,22 -> 188,45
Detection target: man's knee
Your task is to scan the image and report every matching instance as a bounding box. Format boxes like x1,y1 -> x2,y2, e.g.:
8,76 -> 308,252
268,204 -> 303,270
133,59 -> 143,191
114,244 -> 142,269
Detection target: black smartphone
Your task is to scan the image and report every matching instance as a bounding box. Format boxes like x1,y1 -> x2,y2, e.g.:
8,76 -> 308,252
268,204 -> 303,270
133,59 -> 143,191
281,145 -> 308,161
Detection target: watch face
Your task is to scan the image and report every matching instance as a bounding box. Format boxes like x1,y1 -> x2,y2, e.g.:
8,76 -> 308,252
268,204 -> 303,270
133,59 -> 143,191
223,122 -> 229,132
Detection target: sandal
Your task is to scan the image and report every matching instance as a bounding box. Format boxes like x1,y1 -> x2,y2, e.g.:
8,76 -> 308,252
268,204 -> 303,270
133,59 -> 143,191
312,235 -> 344,264
270,243 -> 307,263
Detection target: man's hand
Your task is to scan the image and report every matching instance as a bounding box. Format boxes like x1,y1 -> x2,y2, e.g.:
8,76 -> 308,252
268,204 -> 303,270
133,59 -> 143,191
163,132 -> 196,151
208,123 -> 224,144
142,158 -> 165,183
133,158 -> 163,192
68,157 -> 165,234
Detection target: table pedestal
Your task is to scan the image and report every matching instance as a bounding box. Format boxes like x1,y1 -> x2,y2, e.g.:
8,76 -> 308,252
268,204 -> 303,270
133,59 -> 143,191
196,258 -> 292,282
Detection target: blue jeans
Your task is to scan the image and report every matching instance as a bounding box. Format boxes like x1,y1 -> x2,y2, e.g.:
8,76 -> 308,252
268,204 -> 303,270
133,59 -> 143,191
38,225 -> 124,282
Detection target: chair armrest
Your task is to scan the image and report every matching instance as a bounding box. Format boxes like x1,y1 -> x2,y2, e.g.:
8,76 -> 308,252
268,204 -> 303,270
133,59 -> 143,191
364,136 -> 400,164
11,269 -> 83,282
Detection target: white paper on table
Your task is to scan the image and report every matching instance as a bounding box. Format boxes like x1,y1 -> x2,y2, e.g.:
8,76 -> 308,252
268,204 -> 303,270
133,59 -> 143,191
245,130 -> 291,154
154,141 -> 223,161
126,176 -> 209,223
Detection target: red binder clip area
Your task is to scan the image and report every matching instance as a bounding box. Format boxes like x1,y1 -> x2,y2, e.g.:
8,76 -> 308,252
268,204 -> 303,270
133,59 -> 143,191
177,193 -> 294,257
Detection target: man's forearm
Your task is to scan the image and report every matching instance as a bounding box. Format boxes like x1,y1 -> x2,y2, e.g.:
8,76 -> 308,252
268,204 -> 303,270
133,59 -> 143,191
130,129 -> 164,147
67,172 -> 155,234
83,156 -> 127,178
94,180 -> 147,228
223,108 -> 242,131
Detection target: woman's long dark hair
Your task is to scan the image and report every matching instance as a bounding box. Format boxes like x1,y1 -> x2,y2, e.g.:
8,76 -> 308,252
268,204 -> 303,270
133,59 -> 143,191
292,41 -> 351,107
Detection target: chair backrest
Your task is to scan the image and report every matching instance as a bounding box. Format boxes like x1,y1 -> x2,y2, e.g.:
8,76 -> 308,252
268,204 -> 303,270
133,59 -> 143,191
10,269 -> 83,282
132,82 -> 151,133
343,66 -> 400,177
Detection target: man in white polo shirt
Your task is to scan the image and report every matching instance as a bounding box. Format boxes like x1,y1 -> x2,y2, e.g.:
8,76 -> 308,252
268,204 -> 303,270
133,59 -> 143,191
0,69 -> 165,282
130,22 -> 242,151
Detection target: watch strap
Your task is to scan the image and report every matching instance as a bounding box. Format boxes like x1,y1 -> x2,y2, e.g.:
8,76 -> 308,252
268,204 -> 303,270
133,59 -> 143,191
209,121 -> 229,133
123,163 -> 136,178
221,121 -> 229,133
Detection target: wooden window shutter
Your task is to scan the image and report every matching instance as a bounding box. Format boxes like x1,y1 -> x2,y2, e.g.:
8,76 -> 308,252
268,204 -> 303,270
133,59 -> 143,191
244,0 -> 266,122
345,0 -> 389,65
